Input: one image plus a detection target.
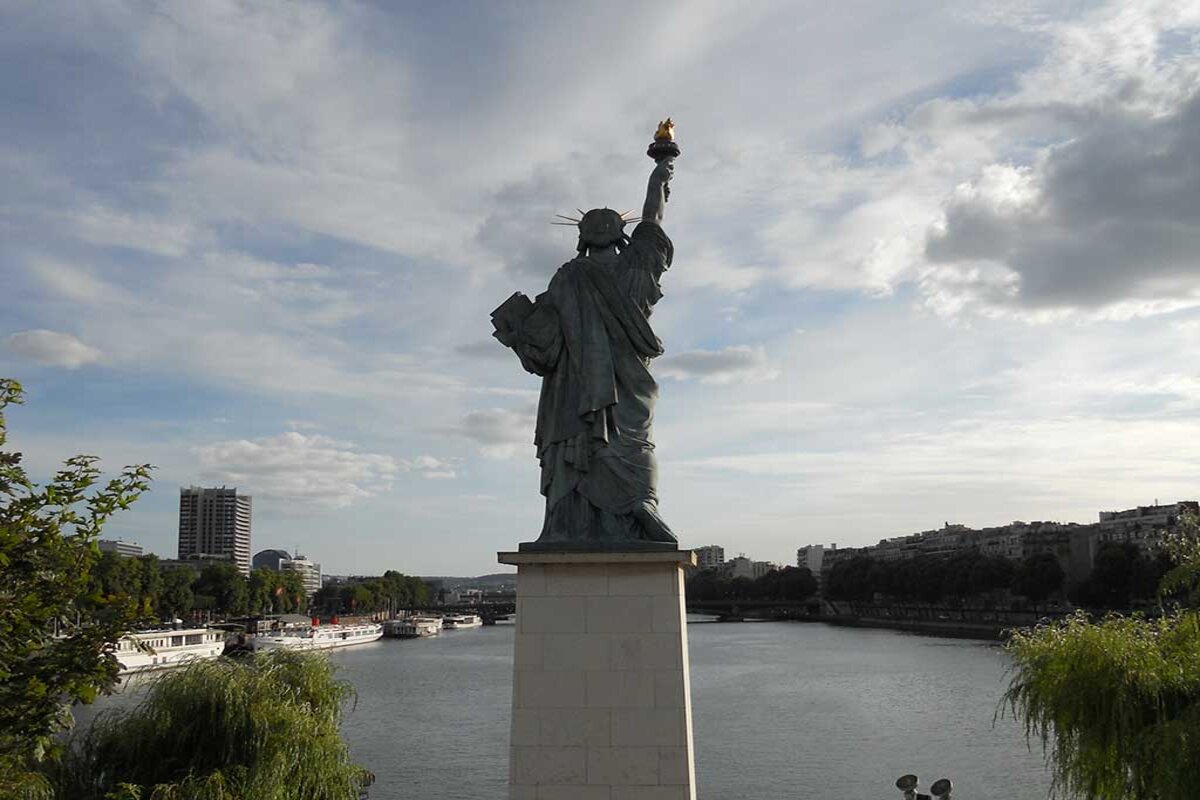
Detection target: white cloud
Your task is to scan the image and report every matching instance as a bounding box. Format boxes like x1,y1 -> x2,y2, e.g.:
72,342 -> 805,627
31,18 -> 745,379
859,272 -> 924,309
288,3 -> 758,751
3,329 -> 103,368
194,432 -> 399,509
402,454 -> 459,480
657,345 -> 778,384
69,205 -> 197,258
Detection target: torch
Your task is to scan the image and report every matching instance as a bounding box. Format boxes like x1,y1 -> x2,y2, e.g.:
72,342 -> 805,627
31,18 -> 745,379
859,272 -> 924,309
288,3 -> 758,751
647,118 -> 680,202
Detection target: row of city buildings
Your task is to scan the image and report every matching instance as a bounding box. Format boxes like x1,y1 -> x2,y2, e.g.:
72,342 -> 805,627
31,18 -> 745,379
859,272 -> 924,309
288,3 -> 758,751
98,485 -> 323,597
795,501 -> 1198,588
687,501 -> 1197,591
692,545 -> 781,580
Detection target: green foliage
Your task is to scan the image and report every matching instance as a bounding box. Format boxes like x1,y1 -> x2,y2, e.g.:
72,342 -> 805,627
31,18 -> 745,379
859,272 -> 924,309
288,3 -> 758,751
1011,552 -> 1066,606
685,566 -> 818,603
158,568 -> 195,620
1003,513 -> 1200,799
248,568 -> 308,615
1069,542 -> 1171,610
1004,612 -> 1200,800
824,550 -> 1016,604
193,564 -> 249,617
1158,511 -> 1200,607
312,570 -> 430,615
47,651 -> 368,800
0,378 -> 153,795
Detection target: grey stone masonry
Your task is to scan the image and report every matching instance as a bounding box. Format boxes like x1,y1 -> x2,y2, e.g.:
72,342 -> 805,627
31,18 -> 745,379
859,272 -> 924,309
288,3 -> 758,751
498,550 -> 698,800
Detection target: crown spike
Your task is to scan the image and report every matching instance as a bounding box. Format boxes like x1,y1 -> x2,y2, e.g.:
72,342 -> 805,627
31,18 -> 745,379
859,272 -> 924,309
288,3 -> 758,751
555,214 -> 582,223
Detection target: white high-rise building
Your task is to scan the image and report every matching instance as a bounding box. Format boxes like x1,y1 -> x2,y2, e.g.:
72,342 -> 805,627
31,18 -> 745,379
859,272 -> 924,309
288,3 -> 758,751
98,539 -> 143,558
797,544 -> 825,574
694,544 -> 725,571
178,486 -> 252,576
280,555 -> 322,597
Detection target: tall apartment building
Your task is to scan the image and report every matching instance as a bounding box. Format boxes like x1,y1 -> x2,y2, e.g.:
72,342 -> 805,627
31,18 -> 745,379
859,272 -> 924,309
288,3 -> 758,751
796,544 -> 824,575
98,539 -> 143,558
178,486 -> 252,576
694,545 -> 725,571
280,555 -> 322,598
721,556 -> 778,580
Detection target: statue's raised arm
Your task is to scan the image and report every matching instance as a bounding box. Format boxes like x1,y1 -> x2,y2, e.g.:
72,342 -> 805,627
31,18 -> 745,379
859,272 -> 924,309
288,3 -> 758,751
643,117 -> 679,226
642,158 -> 674,225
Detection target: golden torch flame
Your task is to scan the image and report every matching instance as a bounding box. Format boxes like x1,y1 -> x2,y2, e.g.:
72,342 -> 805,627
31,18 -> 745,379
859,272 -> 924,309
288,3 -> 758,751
654,118 -> 675,141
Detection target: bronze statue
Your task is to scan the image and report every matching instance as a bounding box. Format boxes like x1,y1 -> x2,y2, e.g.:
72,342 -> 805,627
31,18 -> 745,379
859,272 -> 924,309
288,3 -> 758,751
492,122 -> 679,551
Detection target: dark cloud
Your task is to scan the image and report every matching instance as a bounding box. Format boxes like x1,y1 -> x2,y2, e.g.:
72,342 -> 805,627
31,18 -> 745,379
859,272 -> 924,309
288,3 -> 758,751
458,407 -> 536,446
927,89 -> 1200,310
454,340 -> 509,360
656,345 -> 778,384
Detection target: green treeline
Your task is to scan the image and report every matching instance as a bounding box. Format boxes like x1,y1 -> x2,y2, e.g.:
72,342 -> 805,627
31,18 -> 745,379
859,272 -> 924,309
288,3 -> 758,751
825,544 -> 1171,610
826,550 -> 1032,604
311,571 -> 430,615
685,565 -> 818,603
1068,541 -> 1173,609
92,553 -> 434,619
92,554 -> 310,618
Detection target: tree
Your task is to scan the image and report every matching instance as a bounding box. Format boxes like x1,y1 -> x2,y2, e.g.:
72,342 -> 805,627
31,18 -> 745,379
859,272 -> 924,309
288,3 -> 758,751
754,566 -> 818,601
136,555 -> 163,617
45,651 -> 369,799
1004,513 -> 1200,799
825,556 -> 876,602
1070,542 -> 1171,610
247,568 -> 278,616
159,567 -> 195,620
277,568 -> 307,613
1011,552 -> 1065,607
0,379 -> 152,796
194,563 -> 248,617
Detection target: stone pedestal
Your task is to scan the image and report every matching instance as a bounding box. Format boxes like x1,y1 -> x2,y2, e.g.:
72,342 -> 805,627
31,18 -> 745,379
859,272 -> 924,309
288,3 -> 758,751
498,550 -> 698,800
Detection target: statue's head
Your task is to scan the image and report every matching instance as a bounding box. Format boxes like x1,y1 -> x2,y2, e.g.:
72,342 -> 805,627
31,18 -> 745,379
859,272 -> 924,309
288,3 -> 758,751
576,208 -> 636,254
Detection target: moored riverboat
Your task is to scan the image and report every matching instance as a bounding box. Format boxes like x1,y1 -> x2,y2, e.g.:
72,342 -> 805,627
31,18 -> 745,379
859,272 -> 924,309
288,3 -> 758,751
115,628 -> 225,675
441,613 -> 482,630
249,622 -> 383,651
382,616 -> 442,638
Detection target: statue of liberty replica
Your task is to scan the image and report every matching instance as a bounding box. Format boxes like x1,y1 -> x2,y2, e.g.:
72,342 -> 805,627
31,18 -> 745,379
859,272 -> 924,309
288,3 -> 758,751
492,121 -> 681,551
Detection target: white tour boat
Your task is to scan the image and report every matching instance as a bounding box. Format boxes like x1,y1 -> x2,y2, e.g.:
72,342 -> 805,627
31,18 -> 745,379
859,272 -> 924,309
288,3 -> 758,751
115,628 -> 225,675
382,616 -> 442,638
441,613 -> 482,630
249,622 -> 383,651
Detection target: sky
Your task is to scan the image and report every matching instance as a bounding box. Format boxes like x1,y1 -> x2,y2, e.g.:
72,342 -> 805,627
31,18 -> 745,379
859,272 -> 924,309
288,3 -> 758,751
3,0 -> 1200,576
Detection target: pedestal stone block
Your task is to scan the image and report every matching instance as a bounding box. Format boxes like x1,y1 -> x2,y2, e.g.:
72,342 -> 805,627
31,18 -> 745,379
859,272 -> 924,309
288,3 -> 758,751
500,550 -> 697,800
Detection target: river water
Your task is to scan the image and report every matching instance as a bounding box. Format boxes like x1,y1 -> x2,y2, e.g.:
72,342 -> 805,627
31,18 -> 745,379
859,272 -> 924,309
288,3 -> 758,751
85,621 -> 1054,799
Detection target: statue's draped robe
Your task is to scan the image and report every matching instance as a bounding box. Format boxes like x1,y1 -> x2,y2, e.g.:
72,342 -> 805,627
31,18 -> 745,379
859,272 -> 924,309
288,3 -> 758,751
510,221 -> 676,546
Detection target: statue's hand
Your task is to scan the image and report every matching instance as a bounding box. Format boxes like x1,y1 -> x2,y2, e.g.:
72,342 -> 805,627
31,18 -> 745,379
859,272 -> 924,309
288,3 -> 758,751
651,158 -> 675,185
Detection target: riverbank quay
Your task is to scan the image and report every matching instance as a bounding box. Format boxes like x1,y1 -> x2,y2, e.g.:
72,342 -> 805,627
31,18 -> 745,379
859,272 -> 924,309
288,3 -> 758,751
688,600 -> 1076,640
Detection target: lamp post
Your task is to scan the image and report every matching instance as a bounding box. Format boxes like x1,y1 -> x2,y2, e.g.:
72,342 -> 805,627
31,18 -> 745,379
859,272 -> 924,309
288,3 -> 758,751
895,774 -> 953,800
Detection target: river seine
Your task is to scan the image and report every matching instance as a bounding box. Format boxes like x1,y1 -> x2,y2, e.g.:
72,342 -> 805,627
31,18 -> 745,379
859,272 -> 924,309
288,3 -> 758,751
89,621 -> 1054,799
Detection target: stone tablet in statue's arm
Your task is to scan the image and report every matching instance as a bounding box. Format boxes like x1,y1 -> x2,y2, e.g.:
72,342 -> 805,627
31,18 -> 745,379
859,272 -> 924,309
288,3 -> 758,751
491,292 -> 534,347
491,291 -> 562,377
